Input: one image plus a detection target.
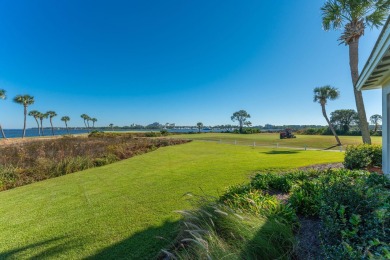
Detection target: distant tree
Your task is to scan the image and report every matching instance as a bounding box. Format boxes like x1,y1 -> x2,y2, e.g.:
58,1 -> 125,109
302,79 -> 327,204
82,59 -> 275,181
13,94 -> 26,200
313,86 -> 341,145
80,114 -> 90,132
61,116 -> 70,134
370,114 -> 382,133
28,110 -> 41,136
13,94 -> 35,138
330,109 -> 358,132
321,1 -> 390,144
91,118 -> 97,128
46,111 -> 57,136
0,89 -> 6,139
38,112 -> 48,136
109,123 -> 114,131
231,110 -> 251,133
196,122 -> 203,133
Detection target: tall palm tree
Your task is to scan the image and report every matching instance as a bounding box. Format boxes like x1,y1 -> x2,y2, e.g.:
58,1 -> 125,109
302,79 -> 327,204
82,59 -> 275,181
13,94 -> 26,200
80,114 -> 90,132
46,111 -> 57,136
91,118 -> 97,128
370,114 -> 382,133
314,86 -> 341,146
61,116 -> 70,134
321,1 -> 390,144
28,110 -> 41,136
0,89 -> 7,139
38,112 -> 48,136
13,95 -> 35,138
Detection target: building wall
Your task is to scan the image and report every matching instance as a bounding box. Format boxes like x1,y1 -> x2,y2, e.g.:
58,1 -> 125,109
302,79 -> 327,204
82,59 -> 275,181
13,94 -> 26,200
383,85 -> 390,175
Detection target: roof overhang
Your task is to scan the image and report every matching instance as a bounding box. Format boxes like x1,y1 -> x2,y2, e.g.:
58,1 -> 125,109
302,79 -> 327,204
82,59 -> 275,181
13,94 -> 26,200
356,16 -> 390,91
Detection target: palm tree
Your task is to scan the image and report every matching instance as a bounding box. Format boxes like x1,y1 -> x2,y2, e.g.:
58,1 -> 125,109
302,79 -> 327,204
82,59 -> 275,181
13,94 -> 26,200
196,122 -> 203,133
38,112 -> 48,136
314,86 -> 341,146
61,116 -> 70,134
80,114 -> 90,132
321,1 -> 390,144
13,95 -> 35,138
91,118 -> 97,128
109,123 -> 114,131
28,110 -> 41,136
370,114 -> 382,133
0,89 -> 7,139
46,111 -> 57,136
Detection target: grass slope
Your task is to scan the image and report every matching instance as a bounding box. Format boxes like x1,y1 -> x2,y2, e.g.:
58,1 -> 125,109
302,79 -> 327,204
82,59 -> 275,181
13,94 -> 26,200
169,133 -> 382,150
0,141 -> 343,259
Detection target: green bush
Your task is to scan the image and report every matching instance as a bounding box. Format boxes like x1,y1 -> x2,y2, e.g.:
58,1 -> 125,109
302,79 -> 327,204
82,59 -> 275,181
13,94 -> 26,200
344,144 -> 382,169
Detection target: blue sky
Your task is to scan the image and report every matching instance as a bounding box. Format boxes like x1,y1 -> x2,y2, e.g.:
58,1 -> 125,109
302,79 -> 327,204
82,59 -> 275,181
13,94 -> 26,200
0,0 -> 383,128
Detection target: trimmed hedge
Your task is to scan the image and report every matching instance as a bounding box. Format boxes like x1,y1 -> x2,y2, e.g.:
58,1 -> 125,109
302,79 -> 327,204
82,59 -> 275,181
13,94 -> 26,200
344,144 -> 382,169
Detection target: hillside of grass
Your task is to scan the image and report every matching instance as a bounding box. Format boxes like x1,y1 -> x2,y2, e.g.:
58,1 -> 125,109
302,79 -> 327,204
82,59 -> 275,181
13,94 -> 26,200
169,133 -> 382,150
0,141 -> 343,259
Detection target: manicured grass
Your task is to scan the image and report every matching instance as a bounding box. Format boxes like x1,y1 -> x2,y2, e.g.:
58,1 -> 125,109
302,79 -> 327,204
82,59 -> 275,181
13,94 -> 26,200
169,133 -> 382,150
0,141 -> 343,259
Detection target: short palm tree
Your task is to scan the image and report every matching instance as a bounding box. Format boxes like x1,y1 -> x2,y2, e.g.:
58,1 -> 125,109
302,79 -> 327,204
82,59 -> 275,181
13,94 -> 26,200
61,116 -> 70,134
91,118 -> 97,128
38,112 -> 48,136
370,114 -> 382,133
109,123 -> 114,131
0,89 -> 7,139
28,110 -> 41,136
13,95 -> 35,138
196,122 -> 203,133
314,86 -> 341,146
46,111 -> 57,136
80,114 -> 90,132
321,1 -> 390,144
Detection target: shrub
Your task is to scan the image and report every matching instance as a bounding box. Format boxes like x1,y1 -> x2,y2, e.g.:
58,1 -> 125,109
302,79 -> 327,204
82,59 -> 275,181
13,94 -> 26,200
319,171 -> 390,259
344,144 -> 382,169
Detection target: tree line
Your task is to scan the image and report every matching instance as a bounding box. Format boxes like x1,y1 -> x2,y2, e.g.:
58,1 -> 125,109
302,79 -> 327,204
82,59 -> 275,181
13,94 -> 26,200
0,90 -> 98,139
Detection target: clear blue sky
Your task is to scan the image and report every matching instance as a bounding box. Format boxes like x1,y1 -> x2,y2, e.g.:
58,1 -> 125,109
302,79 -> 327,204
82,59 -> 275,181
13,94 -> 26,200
0,0 -> 382,128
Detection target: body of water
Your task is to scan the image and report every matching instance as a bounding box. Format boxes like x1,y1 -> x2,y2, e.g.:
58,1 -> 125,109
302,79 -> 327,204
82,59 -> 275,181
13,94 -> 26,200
0,128 -> 233,139
0,128 -> 90,139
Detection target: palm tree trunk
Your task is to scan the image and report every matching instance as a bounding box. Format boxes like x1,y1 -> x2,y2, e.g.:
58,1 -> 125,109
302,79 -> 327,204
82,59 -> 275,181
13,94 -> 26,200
0,124 -> 6,139
40,119 -> 45,136
84,120 -> 89,133
65,122 -> 69,134
374,123 -> 378,133
22,105 -> 27,138
349,40 -> 371,144
322,103 -> 341,145
34,118 -> 40,136
50,118 -> 54,136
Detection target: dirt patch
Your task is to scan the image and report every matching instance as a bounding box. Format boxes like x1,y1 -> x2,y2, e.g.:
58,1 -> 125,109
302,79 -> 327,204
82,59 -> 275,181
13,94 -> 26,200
295,217 -> 323,260
298,162 -> 344,171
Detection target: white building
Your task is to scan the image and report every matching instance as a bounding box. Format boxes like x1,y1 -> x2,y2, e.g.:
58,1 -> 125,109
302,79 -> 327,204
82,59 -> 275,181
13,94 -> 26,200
356,17 -> 390,176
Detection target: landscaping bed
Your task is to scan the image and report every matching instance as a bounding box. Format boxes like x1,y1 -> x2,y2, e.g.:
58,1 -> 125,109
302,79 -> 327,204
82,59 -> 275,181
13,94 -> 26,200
165,169 -> 390,259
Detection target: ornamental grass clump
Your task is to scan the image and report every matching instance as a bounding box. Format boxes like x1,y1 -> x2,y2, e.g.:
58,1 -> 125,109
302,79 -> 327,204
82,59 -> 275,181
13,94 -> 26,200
163,197 -> 296,260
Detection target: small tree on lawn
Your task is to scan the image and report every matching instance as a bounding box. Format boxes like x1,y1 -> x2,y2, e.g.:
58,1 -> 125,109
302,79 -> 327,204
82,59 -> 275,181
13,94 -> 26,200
231,110 -> 251,134
197,122 -> 203,133
370,114 -> 382,133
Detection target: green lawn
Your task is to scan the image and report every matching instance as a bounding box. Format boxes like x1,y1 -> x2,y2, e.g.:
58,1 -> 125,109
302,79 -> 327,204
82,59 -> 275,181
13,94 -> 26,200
169,133 -> 382,150
0,141 -> 343,259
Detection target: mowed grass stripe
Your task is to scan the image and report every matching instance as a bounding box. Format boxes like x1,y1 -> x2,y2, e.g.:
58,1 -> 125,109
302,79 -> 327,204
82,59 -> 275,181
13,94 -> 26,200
169,133 -> 382,150
0,141 -> 343,259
